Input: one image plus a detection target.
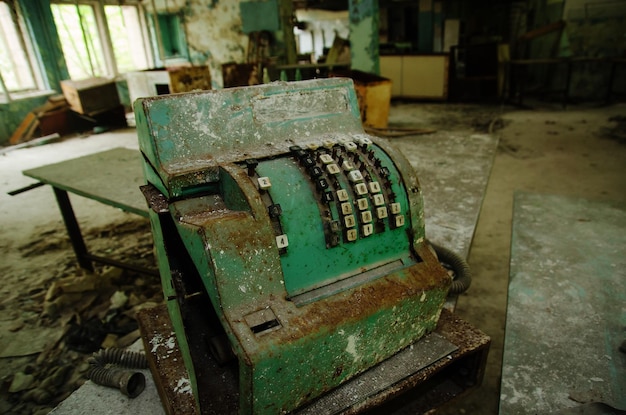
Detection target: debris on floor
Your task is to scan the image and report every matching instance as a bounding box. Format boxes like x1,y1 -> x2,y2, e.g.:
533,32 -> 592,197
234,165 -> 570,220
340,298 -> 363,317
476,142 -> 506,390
0,218 -> 161,415
601,115 -> 626,143
9,95 -> 70,146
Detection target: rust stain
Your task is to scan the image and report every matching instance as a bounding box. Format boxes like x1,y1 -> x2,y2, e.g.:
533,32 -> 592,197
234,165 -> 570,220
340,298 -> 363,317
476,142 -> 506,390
280,246 -> 449,341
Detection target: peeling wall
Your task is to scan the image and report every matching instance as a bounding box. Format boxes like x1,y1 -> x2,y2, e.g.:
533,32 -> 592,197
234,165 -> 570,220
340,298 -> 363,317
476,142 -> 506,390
525,0 -> 626,100
349,0 -> 380,75
184,0 -> 248,88
146,0 -> 249,88
564,0 -> 626,98
0,95 -> 52,145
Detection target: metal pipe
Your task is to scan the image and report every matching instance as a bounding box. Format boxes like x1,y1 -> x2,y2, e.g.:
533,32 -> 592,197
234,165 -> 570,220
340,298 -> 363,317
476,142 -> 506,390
87,348 -> 148,398
87,367 -> 145,398
89,348 -> 148,369
429,241 -> 472,295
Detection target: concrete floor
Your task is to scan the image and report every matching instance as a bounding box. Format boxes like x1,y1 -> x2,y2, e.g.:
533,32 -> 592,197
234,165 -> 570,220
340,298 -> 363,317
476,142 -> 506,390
1,101 -> 625,414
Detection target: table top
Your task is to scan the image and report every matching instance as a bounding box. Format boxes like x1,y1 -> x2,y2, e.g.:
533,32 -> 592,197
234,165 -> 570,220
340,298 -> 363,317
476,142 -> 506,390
501,192 -> 626,413
23,147 -> 149,218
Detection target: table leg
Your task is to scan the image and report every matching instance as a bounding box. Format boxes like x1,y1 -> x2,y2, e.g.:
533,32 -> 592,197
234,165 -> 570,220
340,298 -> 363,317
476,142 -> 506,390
52,187 -> 94,271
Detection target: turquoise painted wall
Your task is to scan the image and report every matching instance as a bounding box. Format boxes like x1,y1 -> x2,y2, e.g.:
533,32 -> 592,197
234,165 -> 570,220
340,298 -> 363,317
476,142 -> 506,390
418,0 -> 433,53
0,95 -> 51,145
349,0 -> 379,75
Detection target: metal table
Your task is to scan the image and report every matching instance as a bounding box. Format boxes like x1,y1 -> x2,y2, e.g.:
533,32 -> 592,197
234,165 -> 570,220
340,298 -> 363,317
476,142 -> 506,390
21,147 -> 155,275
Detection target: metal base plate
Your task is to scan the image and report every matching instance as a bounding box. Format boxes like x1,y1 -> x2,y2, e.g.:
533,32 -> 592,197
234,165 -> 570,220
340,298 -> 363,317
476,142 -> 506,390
138,306 -> 490,415
295,332 -> 457,414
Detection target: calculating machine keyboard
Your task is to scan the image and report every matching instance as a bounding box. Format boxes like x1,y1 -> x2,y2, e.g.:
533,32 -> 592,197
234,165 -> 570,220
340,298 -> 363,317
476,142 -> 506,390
135,78 -> 451,414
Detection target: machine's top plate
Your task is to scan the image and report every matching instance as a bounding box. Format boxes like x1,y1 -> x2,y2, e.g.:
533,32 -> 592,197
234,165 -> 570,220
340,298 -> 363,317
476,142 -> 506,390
134,78 -> 363,196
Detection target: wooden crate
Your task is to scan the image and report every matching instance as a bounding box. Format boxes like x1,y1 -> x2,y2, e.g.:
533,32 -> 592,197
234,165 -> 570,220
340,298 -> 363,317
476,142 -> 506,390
60,77 -> 120,116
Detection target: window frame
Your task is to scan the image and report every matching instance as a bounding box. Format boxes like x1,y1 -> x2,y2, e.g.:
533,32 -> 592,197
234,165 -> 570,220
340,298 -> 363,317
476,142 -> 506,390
0,0 -> 46,102
51,0 -> 154,80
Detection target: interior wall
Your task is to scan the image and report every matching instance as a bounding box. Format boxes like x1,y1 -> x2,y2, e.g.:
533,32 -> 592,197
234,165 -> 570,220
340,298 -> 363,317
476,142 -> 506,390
183,0 -> 249,88
0,95 -> 51,145
523,0 -> 625,99
563,0 -> 626,98
295,9 -> 349,62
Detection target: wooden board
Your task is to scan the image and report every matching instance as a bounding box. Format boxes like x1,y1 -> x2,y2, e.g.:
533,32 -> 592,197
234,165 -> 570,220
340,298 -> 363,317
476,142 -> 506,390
137,305 -> 198,415
10,112 -> 38,145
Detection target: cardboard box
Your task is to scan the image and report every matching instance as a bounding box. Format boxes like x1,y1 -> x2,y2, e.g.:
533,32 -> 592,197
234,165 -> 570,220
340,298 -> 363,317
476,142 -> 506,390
60,77 -> 120,116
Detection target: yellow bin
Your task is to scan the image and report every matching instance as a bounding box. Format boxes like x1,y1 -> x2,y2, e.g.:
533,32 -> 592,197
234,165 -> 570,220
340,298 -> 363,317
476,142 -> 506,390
331,69 -> 391,129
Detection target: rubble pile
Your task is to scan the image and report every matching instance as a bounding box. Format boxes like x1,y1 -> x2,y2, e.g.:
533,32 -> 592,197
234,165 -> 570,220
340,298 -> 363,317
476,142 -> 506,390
0,219 -> 162,415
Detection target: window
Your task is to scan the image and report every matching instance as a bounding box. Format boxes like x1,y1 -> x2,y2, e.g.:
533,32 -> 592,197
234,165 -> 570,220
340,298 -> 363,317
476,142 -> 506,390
51,1 -> 152,80
104,5 -> 150,74
51,3 -> 107,80
0,1 -> 40,97
147,12 -> 189,64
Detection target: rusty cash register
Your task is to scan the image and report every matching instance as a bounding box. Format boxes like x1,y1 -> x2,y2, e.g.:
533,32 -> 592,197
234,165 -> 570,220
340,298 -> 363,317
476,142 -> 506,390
134,78 -> 484,414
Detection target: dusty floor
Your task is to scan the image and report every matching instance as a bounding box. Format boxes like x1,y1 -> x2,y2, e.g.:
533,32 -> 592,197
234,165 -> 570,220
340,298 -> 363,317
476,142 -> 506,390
0,101 -> 625,414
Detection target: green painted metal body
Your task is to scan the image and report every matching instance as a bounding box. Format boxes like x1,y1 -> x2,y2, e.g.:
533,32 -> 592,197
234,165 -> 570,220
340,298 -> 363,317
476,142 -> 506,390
135,78 -> 450,414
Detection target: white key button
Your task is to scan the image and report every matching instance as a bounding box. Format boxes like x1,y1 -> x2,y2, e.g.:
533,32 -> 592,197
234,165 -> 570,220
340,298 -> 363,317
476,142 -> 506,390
258,177 -> 271,190
357,198 -> 369,210
276,234 -> 288,248
342,160 -> 355,171
373,194 -> 385,206
361,211 -> 372,223
390,202 -> 401,214
363,223 -> 373,236
337,189 -> 349,202
326,163 -> 341,175
395,215 -> 405,227
376,206 -> 388,219
348,170 -> 364,183
346,229 -> 358,241
319,154 -> 334,164
344,215 -> 356,228
355,183 -> 368,195
369,181 -> 381,193
341,202 -> 353,215
344,142 -> 357,152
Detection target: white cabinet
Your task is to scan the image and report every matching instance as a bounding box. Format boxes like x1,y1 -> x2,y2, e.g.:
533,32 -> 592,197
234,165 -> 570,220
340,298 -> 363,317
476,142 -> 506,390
380,54 -> 449,99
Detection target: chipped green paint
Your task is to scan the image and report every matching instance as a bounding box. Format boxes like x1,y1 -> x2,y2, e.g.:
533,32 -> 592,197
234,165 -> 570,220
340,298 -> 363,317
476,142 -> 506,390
348,0 -> 380,74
